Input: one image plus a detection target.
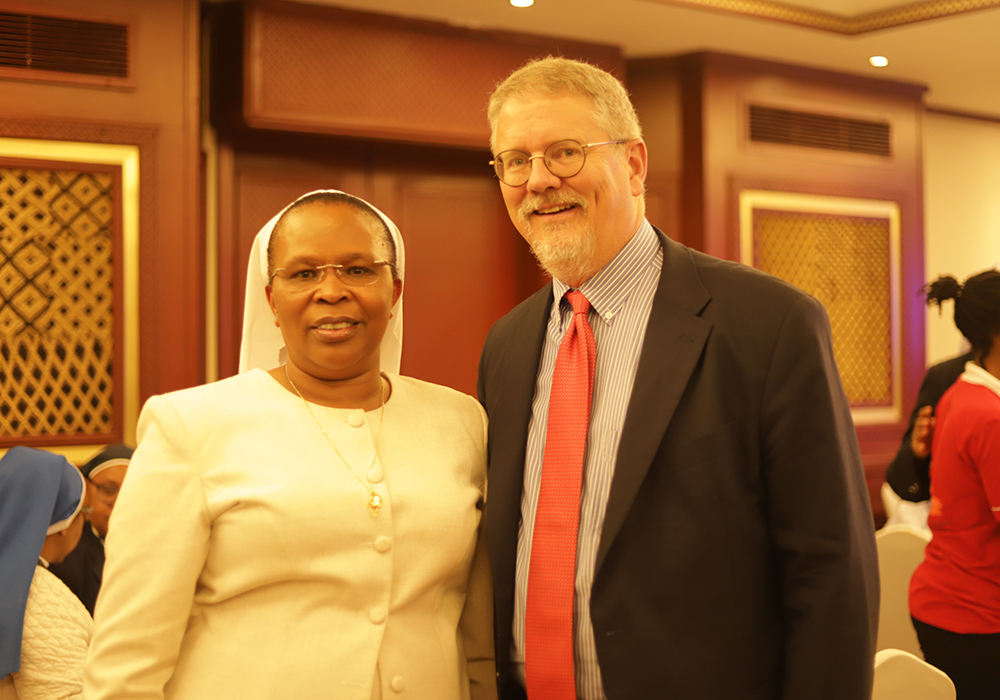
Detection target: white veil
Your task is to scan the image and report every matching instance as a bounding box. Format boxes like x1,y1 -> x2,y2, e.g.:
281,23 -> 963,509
238,190 -> 405,375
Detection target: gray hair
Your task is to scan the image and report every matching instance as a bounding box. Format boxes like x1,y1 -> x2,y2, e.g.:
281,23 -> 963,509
488,56 -> 642,152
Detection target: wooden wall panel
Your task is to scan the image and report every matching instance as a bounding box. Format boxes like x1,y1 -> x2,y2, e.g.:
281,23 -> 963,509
395,175 -> 526,393
628,66 -> 683,244
214,0 -> 625,148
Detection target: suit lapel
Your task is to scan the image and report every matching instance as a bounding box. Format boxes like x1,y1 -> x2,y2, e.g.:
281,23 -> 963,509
486,284 -> 552,589
595,231 -> 712,574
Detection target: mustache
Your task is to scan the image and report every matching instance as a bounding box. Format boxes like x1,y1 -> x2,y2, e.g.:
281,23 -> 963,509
518,194 -> 587,220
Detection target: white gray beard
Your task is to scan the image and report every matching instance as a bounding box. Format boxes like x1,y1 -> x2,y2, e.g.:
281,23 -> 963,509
524,220 -> 599,285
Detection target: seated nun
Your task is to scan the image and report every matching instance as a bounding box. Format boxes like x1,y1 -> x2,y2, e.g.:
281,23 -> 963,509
0,446 -> 91,700
49,444 -> 134,615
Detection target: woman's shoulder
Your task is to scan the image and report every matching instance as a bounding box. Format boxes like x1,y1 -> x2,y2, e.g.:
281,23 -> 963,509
389,374 -> 481,408
17,568 -> 91,697
388,374 -> 485,424
25,566 -> 92,638
143,369 -> 279,414
942,375 -> 1000,424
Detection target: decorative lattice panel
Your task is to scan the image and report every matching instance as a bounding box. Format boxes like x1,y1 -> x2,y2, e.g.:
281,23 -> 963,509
0,167 -> 116,438
752,209 -> 892,407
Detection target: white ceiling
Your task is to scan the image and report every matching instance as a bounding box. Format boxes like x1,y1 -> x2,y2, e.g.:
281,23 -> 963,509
300,0 -> 1000,118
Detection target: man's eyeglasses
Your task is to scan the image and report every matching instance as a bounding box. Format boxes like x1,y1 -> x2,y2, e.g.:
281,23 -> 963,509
490,139 -> 627,187
269,260 -> 390,292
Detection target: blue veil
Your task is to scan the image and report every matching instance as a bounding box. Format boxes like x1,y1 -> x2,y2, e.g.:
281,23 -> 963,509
0,446 -> 85,677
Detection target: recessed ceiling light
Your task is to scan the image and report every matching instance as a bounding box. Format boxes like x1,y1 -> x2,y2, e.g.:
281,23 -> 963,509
869,56 -> 889,67
511,0 -> 534,6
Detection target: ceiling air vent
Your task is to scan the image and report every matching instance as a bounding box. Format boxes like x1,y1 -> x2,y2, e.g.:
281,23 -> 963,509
0,11 -> 128,78
749,104 -> 890,156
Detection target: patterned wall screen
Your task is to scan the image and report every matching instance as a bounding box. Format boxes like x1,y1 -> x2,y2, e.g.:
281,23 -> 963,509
740,191 -> 901,424
0,165 -> 119,442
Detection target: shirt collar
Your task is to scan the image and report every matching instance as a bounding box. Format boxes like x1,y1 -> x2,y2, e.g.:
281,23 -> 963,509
552,219 -> 660,324
960,361 -> 1000,401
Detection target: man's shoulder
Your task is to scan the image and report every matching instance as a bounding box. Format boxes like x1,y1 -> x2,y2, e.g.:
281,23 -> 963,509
663,234 -> 812,308
389,374 -> 484,415
487,282 -> 552,338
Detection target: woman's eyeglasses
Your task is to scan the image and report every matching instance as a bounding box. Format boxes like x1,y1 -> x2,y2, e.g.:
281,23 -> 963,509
89,480 -> 120,505
269,260 -> 390,292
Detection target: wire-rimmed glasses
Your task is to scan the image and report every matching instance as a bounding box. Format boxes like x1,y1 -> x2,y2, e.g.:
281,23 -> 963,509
269,260 -> 390,292
89,480 -> 120,505
490,139 -> 627,187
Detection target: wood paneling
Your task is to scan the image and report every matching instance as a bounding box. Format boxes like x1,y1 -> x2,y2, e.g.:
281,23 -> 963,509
0,0 -> 202,441
395,175 -> 525,392
212,0 -> 625,148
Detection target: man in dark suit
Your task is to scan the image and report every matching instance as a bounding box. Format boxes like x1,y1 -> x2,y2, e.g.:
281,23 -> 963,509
477,57 -> 879,700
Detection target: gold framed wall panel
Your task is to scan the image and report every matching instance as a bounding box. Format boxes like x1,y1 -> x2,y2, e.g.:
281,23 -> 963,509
739,190 -> 901,425
0,137 -> 138,463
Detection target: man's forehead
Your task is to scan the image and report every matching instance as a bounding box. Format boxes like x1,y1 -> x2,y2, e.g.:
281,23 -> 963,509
500,90 -> 594,116
495,93 -> 601,148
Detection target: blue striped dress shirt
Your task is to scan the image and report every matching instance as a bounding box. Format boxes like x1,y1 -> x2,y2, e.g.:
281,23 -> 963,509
512,219 -> 663,700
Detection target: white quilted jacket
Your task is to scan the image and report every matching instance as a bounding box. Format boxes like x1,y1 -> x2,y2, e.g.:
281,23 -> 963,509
0,566 -> 92,700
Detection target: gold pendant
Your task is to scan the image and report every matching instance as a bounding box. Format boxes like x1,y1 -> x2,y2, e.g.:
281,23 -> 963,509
368,489 -> 382,517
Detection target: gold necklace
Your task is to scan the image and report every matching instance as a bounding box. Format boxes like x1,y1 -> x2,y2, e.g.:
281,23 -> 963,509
285,365 -> 386,517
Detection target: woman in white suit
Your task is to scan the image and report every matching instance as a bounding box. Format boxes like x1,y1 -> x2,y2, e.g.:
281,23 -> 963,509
84,191 -> 495,700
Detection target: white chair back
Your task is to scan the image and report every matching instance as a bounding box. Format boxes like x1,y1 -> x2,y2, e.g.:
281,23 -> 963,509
881,481 -> 932,531
881,481 -> 900,522
873,648 -> 955,700
875,524 -> 932,657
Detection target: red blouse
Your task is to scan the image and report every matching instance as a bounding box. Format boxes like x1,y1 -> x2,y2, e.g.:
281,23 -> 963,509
909,366 -> 1000,634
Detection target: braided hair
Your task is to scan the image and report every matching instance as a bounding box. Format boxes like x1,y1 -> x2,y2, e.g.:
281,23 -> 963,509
924,269 -> 1000,359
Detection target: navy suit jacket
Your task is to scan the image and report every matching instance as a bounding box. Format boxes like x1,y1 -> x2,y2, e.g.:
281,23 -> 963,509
477,229 -> 879,700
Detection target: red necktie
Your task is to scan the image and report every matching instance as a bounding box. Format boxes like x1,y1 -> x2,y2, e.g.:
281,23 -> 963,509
525,290 -> 597,700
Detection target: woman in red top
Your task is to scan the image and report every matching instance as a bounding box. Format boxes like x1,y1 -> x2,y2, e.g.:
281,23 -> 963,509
909,269 -> 1000,700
